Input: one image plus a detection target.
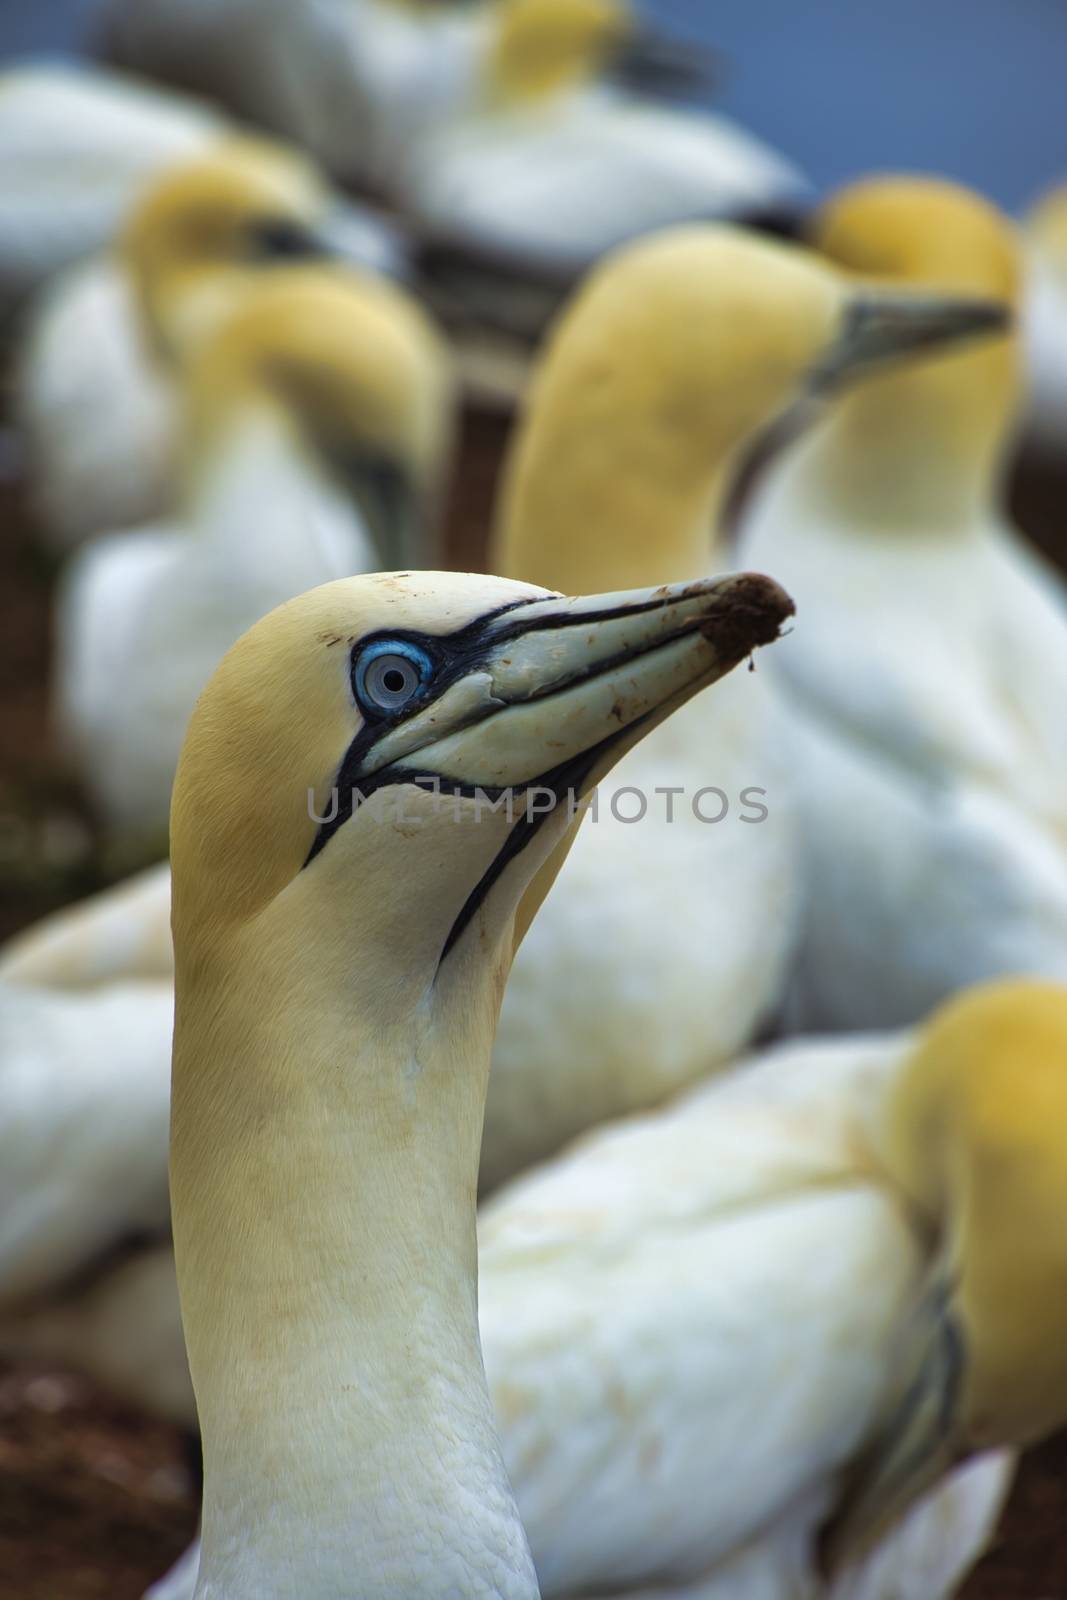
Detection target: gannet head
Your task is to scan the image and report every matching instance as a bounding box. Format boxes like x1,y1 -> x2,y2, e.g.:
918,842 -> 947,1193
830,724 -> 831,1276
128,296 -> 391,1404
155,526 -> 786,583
486,0 -> 711,104
170,567 -> 792,1000
811,175 -> 1021,470
494,223 -> 1009,590
816,176 -> 1019,301
488,0 -> 631,102
118,137 -> 362,358
827,978 -> 1067,1565
178,266 -> 453,564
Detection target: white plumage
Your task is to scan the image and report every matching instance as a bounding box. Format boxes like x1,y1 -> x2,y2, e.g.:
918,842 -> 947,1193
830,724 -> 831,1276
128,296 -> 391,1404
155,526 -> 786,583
486,669 -> 795,1187
402,88 -> 806,275
479,1030 -> 1013,1600
0,978 -> 173,1315
0,63 -> 222,311
17,259 -> 178,547
0,863 -> 174,989
56,415 -> 374,837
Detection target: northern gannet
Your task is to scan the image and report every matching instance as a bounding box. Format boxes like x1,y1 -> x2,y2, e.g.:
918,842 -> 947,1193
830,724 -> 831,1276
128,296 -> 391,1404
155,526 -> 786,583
0,863 -> 174,989
17,137 -> 403,550
166,565 -> 791,1599
741,175 -> 1067,1030
479,221 -> 1010,1187
103,0 -> 806,273
54,266 -> 453,845
0,974 -> 174,1337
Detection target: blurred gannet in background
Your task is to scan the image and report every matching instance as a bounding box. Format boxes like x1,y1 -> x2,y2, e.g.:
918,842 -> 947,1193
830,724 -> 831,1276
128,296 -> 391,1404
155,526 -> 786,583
475,978 -> 1063,1599
54,266 -> 453,846
740,175 -> 1067,1031
0,961 -> 173,1358
1021,184 -> 1067,462
16,137 -> 405,550
0,870 -> 177,1412
103,0 -> 806,276
0,63 -> 222,315
162,567 -> 786,1600
479,222 -> 1008,1189
0,863 -> 173,989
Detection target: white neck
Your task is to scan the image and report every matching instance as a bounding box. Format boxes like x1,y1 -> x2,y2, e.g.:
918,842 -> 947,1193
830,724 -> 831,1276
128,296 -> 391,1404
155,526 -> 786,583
188,409 -> 378,599
769,376 -> 1012,538
173,902 -> 539,1600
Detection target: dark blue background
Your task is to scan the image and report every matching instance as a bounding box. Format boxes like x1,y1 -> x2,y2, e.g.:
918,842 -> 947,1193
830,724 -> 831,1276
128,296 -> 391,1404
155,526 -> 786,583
2,0 -> 1064,211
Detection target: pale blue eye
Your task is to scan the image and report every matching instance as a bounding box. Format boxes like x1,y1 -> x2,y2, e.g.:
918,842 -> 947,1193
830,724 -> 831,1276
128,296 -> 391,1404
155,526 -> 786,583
353,638 -> 434,715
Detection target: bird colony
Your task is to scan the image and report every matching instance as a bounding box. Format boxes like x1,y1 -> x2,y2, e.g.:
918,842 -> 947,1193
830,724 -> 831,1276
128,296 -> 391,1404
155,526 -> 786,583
2,4 -> 1067,1599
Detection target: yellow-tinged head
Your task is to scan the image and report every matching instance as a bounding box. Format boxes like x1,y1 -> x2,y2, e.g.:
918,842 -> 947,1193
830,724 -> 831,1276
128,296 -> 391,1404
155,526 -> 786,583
119,137 -> 339,357
888,978 -> 1067,1448
810,176 -> 1022,503
488,0 -> 633,102
492,224 -> 1008,593
817,176 -> 1020,302
178,265 -> 454,561
828,979 -> 1067,1565
169,568 -> 792,972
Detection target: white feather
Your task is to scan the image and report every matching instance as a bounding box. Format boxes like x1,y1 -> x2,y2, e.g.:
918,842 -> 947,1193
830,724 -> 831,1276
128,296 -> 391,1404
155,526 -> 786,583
741,415 -> 1067,1030
0,64 -> 221,309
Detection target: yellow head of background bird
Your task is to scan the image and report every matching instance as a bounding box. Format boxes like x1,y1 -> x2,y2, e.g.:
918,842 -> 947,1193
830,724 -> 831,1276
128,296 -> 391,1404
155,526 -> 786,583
484,0 -> 714,109
118,136 -> 338,360
810,175 -> 1023,516
828,979 -> 1067,1564
886,978 -> 1067,1452
177,264 -> 454,551
492,222 -> 1009,594
488,0 -> 633,103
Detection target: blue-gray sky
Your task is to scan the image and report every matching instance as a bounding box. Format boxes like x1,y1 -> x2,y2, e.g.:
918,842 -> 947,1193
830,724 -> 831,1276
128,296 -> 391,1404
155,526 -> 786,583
2,0 -> 1065,211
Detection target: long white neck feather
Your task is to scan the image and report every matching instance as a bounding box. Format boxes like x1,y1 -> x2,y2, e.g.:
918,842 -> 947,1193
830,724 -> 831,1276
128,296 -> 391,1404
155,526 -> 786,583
190,408 -> 378,602
173,896 -> 539,1600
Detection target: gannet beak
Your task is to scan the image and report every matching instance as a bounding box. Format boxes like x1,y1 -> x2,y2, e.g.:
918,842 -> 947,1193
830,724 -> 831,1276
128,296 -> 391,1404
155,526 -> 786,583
812,292 -> 1012,391
315,200 -> 410,281
341,571 -> 792,805
607,26 -> 719,97
302,572 -> 792,962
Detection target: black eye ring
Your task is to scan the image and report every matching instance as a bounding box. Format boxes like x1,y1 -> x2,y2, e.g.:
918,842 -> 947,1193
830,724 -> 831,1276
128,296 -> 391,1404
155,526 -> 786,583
352,638 -> 434,716
247,218 -> 325,262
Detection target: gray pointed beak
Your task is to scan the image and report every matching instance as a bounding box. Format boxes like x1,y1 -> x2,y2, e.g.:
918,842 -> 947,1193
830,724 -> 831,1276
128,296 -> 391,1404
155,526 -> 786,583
360,572 -> 793,793
302,573 -> 794,948
314,201 -> 411,282
811,292 -> 1011,392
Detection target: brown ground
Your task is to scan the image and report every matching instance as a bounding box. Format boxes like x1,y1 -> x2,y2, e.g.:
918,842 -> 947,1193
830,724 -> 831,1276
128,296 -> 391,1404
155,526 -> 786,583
1,401 -> 1066,1597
